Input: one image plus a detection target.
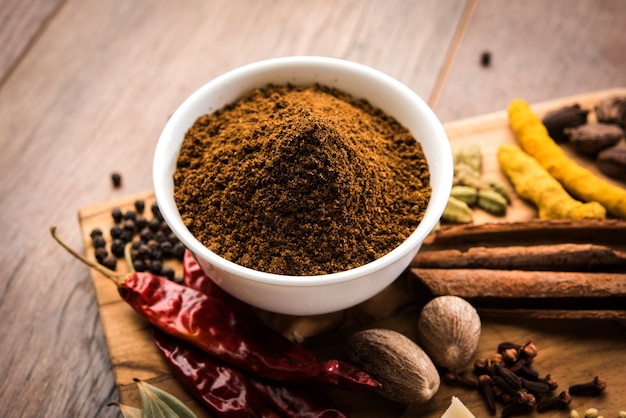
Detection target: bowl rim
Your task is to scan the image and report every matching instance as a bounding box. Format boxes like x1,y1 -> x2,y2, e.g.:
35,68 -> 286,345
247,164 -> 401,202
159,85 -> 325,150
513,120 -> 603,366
153,56 -> 452,287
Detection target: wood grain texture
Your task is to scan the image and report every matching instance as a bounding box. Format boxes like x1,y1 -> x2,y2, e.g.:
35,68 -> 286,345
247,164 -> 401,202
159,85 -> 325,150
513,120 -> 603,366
0,0 -> 65,85
0,1 -> 466,416
433,0 -> 626,122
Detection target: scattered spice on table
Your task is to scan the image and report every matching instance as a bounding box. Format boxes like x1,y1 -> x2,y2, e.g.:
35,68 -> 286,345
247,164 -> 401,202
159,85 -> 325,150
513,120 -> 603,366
110,172 -> 122,188
173,83 -> 431,275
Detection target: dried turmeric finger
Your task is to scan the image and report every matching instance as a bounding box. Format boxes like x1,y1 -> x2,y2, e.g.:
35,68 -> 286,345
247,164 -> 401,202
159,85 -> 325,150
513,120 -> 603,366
508,99 -> 626,219
497,144 -> 606,220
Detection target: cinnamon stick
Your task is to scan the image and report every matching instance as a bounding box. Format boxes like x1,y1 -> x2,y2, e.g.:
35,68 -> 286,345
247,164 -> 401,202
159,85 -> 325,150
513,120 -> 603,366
477,308 -> 626,321
409,268 -> 626,299
412,243 -> 626,271
423,219 -> 626,250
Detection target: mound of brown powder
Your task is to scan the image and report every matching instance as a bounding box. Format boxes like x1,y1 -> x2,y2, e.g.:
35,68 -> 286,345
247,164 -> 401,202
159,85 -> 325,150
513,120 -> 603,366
173,84 -> 431,275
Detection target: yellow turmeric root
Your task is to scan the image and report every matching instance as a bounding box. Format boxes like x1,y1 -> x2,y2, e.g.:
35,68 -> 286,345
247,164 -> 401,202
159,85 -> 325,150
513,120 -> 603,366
508,99 -> 626,219
497,144 -> 606,220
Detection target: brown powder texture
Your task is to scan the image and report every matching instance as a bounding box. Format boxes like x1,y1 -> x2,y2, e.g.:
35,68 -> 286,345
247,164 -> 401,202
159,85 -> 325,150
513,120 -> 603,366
173,84 -> 431,275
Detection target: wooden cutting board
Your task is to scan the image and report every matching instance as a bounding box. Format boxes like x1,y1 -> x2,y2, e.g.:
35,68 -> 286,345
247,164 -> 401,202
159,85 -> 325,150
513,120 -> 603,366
78,89 -> 626,417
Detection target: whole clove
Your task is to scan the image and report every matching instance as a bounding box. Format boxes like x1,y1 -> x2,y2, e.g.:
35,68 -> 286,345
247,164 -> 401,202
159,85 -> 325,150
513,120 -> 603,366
492,375 -> 517,397
443,371 -> 478,389
536,391 -> 572,412
478,374 -> 497,415
495,363 -> 523,390
501,401 -> 534,417
474,357 -> 493,376
521,378 -> 550,394
568,376 -> 607,396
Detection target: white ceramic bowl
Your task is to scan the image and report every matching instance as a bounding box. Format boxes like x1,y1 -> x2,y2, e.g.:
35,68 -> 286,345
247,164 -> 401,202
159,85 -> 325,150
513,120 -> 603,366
153,56 -> 452,316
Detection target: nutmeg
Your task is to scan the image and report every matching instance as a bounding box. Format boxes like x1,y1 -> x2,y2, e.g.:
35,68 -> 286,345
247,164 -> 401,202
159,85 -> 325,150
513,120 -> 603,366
417,296 -> 481,371
596,143 -> 626,179
542,104 -> 589,142
565,123 -> 624,156
347,328 -> 440,404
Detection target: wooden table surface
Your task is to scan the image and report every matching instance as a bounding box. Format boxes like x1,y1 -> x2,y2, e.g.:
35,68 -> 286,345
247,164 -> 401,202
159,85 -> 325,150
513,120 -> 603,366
1,1 -> 625,417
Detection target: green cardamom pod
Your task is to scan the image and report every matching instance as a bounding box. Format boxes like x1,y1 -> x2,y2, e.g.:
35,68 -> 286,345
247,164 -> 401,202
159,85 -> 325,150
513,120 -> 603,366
453,148 -> 464,167
455,163 -> 490,190
450,185 -> 478,205
477,189 -> 508,216
442,196 -> 474,224
465,144 -> 483,174
488,180 -> 511,204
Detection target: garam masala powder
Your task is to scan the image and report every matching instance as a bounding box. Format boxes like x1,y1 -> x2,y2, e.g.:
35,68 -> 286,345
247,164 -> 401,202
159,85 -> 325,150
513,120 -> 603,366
173,83 -> 431,276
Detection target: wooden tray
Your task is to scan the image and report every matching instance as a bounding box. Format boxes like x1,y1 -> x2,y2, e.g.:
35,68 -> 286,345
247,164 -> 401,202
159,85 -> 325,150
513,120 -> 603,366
78,89 -> 626,417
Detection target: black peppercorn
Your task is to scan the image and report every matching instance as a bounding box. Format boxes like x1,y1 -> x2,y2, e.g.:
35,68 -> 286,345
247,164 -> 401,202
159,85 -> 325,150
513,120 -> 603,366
111,172 -> 122,188
92,235 -> 106,248
124,210 -> 136,221
123,219 -> 136,233
139,228 -> 153,242
111,208 -> 123,224
151,203 -> 162,220
101,256 -> 117,270
110,225 -> 123,239
133,259 -> 147,272
121,230 -> 133,243
173,242 -> 185,260
147,239 -> 160,251
134,199 -> 145,214
149,259 -> 163,274
161,266 -> 175,281
111,238 -> 125,257
150,249 -> 163,261
137,244 -> 150,259
160,222 -> 171,234
168,232 -> 179,245
94,247 -> 108,262
90,228 -> 103,239
480,51 -> 491,67
155,230 -> 167,243
148,218 -> 161,232
160,241 -> 173,257
135,215 -> 148,230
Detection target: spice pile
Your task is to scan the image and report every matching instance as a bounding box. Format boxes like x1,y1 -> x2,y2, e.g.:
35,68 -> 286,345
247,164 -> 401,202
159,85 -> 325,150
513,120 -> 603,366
173,83 -> 431,275
444,339 -> 609,417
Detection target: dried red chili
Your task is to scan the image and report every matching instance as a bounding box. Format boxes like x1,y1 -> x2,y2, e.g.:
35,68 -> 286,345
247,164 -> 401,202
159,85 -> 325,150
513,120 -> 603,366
153,328 -> 281,418
154,328 -> 348,418
51,226 -> 380,392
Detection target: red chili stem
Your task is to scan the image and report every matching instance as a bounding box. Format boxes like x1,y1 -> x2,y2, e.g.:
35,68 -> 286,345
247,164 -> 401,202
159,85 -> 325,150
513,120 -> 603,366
50,225 -> 126,285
